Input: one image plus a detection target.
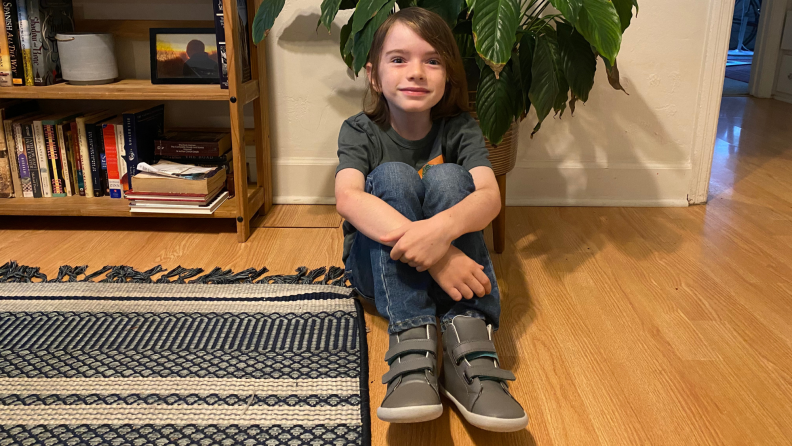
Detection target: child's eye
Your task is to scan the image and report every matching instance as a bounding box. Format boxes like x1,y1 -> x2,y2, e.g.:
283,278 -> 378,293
391,57 -> 405,63
428,59 -> 441,65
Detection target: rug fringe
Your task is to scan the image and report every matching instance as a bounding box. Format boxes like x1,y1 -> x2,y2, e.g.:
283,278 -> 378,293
0,261 -> 349,286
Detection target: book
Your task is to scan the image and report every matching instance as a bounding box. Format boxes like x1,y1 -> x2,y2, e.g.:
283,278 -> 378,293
20,120 -> 41,197
27,0 -> 73,85
234,0 -> 251,84
122,103 -> 164,191
0,7 -> 11,86
11,121 -> 31,196
212,0 -> 228,89
155,149 -> 233,165
127,190 -> 223,206
42,112 -> 79,196
154,131 -> 231,157
129,190 -> 229,214
75,110 -> 111,198
125,187 -> 222,199
2,0 -> 22,85
114,120 -> 128,193
101,118 -> 121,198
0,100 -> 36,197
84,111 -> 115,197
34,117 -> 58,197
15,0 -> 34,86
131,167 -> 226,195
55,120 -> 76,195
69,120 -> 83,195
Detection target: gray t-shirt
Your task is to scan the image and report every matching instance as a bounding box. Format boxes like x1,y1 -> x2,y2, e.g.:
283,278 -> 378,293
336,111 -> 492,264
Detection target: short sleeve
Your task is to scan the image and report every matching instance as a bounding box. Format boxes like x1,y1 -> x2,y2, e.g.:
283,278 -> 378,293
447,113 -> 492,171
336,118 -> 372,177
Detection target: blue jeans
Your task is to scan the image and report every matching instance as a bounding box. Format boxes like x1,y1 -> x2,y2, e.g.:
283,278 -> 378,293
345,162 -> 501,335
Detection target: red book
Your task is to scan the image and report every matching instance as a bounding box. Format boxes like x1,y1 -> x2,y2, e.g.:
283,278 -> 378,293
102,121 -> 122,198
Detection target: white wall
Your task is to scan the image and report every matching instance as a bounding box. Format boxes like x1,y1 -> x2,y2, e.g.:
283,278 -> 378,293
79,0 -> 723,206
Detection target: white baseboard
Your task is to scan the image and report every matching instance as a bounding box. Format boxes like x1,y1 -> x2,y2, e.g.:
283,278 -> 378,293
269,157 -> 692,208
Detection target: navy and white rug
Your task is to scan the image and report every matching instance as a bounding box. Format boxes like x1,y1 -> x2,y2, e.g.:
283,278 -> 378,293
0,267 -> 370,446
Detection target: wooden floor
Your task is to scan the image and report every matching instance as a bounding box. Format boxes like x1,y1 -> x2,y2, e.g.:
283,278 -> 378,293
1,96 -> 791,445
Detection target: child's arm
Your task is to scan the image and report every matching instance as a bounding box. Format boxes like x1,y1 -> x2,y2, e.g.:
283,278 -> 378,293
335,168 -> 412,245
381,166 -> 501,270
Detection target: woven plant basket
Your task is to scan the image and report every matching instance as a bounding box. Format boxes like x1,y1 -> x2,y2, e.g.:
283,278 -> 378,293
468,91 -> 519,176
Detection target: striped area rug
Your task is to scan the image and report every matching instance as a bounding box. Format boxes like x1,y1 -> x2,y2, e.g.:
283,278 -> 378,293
0,282 -> 370,446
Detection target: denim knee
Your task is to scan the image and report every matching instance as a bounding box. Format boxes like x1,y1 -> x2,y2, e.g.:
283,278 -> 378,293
422,163 -> 475,216
367,162 -> 424,201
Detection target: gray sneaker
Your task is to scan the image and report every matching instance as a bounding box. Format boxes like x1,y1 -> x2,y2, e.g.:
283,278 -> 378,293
377,324 -> 444,423
440,316 -> 528,432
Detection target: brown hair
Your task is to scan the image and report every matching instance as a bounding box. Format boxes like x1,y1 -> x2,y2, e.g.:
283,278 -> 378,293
363,7 -> 470,128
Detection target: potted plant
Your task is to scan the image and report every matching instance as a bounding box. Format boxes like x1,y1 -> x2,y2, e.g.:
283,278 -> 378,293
252,0 -> 638,250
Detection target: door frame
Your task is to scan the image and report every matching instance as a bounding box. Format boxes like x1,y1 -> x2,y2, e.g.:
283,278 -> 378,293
687,0 -> 737,204
750,0 -> 787,97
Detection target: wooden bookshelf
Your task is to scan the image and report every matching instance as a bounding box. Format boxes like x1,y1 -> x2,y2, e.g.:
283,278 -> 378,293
0,1 -> 273,242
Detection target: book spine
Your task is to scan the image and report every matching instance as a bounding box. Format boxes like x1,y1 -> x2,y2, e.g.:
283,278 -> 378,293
96,124 -> 107,195
32,120 -> 51,197
122,112 -> 136,190
41,123 -> 67,197
0,125 -> 11,196
15,0 -> 33,86
75,118 -> 93,197
157,152 -> 233,164
212,0 -> 228,89
12,123 -> 31,196
54,123 -> 71,195
85,122 -> 103,197
235,0 -> 251,83
63,123 -> 78,194
22,123 -> 40,197
25,0 -> 41,85
70,121 -> 84,195
2,1 -> 21,85
0,5 -> 11,87
102,123 -> 120,198
154,142 -> 223,156
3,119 -> 21,195
115,122 -> 128,193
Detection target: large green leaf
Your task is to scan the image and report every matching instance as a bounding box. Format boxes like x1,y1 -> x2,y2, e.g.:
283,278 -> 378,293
517,32 -> 534,119
528,35 -> 559,136
611,0 -> 635,31
603,57 -> 627,94
472,0 -> 521,78
352,0 -> 390,35
476,64 -> 517,145
549,0 -> 582,24
554,73 -> 569,116
510,51 -> 524,120
320,0 -> 344,32
557,22 -> 596,102
576,0 -> 622,65
352,0 -> 397,73
252,0 -> 287,43
340,15 -> 355,70
419,0 -> 465,26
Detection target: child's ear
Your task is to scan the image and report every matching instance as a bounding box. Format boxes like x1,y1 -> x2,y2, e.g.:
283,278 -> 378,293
365,62 -> 378,92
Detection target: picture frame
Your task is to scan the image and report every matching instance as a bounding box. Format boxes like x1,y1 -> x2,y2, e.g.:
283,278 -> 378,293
149,28 -> 221,85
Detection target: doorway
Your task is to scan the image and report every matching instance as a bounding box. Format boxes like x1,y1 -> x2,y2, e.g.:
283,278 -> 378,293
724,0 -> 763,96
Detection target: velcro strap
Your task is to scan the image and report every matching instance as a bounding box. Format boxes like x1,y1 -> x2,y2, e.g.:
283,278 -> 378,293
384,339 -> 436,363
451,340 -> 497,363
464,365 -> 516,382
381,357 -> 434,384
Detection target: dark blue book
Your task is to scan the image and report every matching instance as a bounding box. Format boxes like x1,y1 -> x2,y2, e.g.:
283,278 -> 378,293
21,122 -> 41,198
122,104 -> 164,191
84,112 -> 115,197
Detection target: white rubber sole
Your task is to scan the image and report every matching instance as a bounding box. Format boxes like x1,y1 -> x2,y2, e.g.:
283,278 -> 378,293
377,403 -> 444,423
440,385 -> 529,432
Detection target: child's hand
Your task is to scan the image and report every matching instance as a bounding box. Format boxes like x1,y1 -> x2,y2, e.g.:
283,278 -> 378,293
380,219 -> 453,271
428,245 -> 491,301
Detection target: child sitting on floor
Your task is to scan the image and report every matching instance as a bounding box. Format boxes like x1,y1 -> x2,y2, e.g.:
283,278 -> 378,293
335,7 -> 528,432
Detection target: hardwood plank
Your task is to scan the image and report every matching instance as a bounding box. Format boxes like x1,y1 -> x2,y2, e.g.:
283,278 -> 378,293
0,79 -> 230,101
253,205 -> 342,228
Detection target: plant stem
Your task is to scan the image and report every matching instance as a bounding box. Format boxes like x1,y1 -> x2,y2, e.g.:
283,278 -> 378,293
522,0 -> 551,29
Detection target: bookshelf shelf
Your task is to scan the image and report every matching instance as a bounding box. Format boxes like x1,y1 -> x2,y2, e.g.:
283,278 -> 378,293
0,184 -> 264,219
0,79 -> 260,102
0,0 -> 273,242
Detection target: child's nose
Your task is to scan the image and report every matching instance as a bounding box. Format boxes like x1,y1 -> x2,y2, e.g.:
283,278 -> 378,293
407,61 -> 425,80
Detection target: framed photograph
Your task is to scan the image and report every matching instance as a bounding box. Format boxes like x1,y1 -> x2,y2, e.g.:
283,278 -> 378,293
150,28 -> 220,84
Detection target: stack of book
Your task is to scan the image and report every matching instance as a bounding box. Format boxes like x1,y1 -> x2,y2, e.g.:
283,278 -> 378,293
154,130 -> 235,197
127,160 -> 228,214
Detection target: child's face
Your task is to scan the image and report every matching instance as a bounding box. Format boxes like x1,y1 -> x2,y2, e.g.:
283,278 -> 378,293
366,23 -> 447,117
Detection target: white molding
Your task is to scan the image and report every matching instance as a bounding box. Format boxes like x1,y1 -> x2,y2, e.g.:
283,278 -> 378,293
505,198 -> 689,207
686,0 -> 736,205
772,90 -> 792,104
274,196 -> 337,204
273,157 -> 339,166
514,160 -> 691,170
750,0 -> 788,97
